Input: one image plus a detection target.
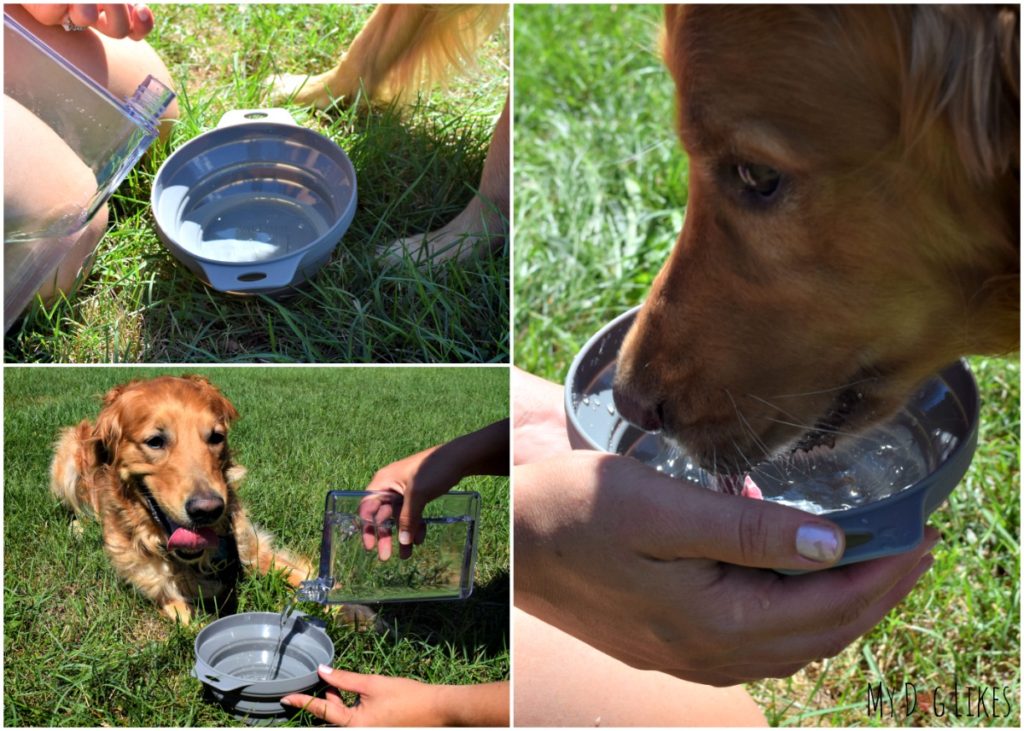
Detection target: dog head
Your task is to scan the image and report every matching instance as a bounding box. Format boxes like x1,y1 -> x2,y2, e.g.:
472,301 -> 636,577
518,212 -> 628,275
613,5 -> 1019,473
93,375 -> 243,562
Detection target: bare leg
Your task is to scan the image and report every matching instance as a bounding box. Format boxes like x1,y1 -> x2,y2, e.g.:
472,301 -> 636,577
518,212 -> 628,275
383,95 -> 509,265
513,607 -> 767,727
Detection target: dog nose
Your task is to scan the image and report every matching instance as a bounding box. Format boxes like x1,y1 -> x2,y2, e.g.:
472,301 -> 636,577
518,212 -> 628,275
612,384 -> 663,432
185,492 -> 225,524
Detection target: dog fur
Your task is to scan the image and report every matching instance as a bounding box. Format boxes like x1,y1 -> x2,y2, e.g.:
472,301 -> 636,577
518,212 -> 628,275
270,3 -> 509,265
50,375 -> 311,624
612,5 -> 1019,474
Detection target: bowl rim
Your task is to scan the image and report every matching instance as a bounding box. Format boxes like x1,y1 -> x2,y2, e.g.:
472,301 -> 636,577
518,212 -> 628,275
193,610 -> 334,695
151,121 -> 358,268
564,304 -> 981,520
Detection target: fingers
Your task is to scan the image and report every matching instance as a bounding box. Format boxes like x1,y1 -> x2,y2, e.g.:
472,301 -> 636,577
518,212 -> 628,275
373,501 -> 395,560
68,5 -> 100,27
94,4 -> 131,38
318,665 -> 375,695
280,691 -> 354,726
709,526 -> 939,639
127,4 -> 153,40
592,454 -> 845,569
21,5 -> 74,26
397,492 -> 427,560
281,666 -> 374,724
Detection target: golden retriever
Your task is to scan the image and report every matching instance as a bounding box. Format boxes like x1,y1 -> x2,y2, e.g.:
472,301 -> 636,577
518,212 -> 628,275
50,375 -> 311,624
270,3 -> 509,264
613,5 -> 1019,474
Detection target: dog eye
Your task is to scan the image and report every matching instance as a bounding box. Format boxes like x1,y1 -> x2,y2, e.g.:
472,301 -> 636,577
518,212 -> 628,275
208,432 -> 226,446
736,163 -> 781,198
144,435 -> 166,450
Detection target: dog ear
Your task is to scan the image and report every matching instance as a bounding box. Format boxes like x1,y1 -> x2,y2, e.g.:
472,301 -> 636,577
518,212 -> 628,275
182,374 -> 240,425
93,384 -> 130,463
902,5 -> 1019,181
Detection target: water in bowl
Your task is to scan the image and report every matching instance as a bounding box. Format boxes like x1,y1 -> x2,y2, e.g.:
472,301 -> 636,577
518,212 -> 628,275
574,369 -> 959,515
177,190 -> 332,263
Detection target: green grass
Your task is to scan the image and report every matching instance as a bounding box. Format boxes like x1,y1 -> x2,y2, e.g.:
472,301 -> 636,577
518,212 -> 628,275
6,4 -> 509,363
4,366 -> 509,726
514,4 -> 1019,726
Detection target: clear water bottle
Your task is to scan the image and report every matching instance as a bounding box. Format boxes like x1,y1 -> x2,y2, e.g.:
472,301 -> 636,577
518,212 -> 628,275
4,11 -> 174,330
297,491 -> 481,604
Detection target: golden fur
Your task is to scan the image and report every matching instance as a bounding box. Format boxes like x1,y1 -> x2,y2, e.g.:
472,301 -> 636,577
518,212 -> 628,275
270,3 -> 509,264
50,375 -> 311,624
614,5 -> 1019,472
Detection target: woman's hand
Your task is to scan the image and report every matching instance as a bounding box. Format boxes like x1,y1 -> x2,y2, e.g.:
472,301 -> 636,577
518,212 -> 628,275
362,420 -> 508,559
22,4 -> 154,40
515,450 -> 938,686
281,666 -> 509,727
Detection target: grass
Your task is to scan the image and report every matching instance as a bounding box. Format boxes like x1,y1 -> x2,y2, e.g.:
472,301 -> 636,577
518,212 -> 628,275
514,4 -> 1019,727
4,366 -> 509,726
5,4 -> 509,363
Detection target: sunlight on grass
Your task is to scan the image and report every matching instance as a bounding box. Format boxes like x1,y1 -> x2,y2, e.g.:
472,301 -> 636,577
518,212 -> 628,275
4,367 -> 509,726
6,4 -> 509,363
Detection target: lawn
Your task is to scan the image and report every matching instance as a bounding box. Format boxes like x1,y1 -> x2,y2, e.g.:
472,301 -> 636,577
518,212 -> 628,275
5,4 -> 509,363
514,4 -> 1019,726
3,366 -> 509,726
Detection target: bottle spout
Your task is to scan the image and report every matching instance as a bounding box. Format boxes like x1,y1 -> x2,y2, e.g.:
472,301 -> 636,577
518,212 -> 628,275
296,578 -> 330,604
125,75 -> 175,133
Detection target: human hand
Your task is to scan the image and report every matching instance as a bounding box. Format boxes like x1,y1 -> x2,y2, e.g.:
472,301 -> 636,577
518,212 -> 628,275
281,666 -> 448,727
360,451 -> 462,561
512,366 -> 572,464
514,450 -> 938,686
22,4 -> 154,40
281,665 -> 509,727
362,420 -> 508,560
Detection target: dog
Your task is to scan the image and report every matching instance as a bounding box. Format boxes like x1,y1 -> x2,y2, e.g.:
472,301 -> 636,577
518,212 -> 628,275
612,5 -> 1019,476
50,375 -> 312,624
270,4 -> 509,265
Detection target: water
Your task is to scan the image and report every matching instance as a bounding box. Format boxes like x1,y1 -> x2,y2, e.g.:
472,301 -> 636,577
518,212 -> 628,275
315,492 -> 479,604
575,382 -> 954,515
178,193 -> 332,262
264,595 -> 300,680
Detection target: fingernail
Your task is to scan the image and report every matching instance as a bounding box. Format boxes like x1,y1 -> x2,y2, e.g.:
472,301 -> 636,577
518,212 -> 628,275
280,697 -> 295,707
399,530 -> 412,546
318,664 -> 333,674
796,523 -> 843,562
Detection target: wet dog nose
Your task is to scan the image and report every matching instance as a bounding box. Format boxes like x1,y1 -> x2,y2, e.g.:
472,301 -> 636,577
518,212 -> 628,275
185,493 -> 225,524
612,384 -> 663,432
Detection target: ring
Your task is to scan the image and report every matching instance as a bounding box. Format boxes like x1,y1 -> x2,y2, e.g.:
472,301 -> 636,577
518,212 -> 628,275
61,16 -> 87,32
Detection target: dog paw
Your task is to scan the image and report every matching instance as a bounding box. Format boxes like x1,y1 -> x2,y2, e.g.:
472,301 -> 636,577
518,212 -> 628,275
267,72 -> 341,110
161,599 -> 193,625
326,602 -> 383,631
380,230 -> 489,269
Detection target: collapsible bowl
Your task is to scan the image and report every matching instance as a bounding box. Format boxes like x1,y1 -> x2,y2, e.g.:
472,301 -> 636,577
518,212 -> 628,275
565,306 -> 979,567
192,611 -> 333,724
152,109 -> 357,295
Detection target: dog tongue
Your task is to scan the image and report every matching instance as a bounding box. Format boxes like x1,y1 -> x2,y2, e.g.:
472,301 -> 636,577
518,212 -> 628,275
742,475 -> 764,500
167,526 -> 219,552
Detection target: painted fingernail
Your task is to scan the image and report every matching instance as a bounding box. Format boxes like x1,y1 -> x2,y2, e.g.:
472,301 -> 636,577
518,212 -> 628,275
796,523 -> 842,562
399,530 -> 412,546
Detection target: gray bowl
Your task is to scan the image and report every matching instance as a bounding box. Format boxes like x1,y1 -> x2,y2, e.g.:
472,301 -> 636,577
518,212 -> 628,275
152,109 -> 357,295
565,306 -> 979,566
193,611 -> 334,724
